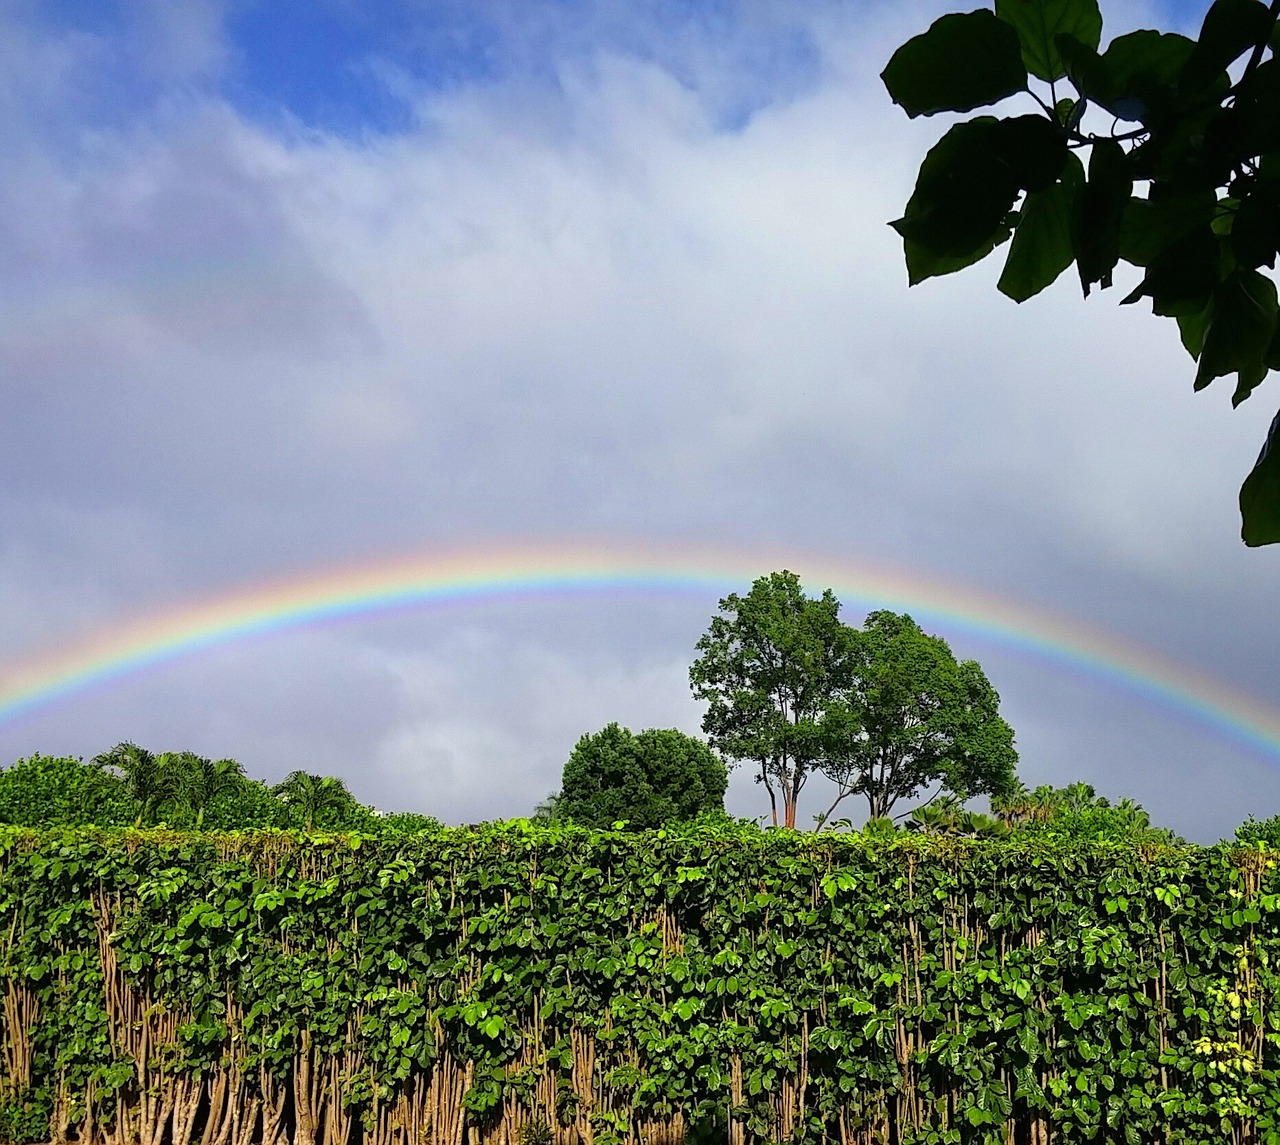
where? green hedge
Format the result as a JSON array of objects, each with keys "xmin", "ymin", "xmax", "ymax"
[{"xmin": 1, "ymin": 823, "xmax": 1277, "ymax": 1145}]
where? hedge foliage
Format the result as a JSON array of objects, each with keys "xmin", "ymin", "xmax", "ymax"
[{"xmin": 1, "ymin": 822, "xmax": 1278, "ymax": 1145}]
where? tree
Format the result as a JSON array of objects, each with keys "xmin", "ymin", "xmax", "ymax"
[
  {"xmin": 817, "ymin": 611, "xmax": 1019, "ymax": 823},
  {"xmin": 93, "ymin": 742, "xmax": 185, "ymax": 826},
  {"xmin": 0, "ymin": 754, "xmax": 134, "ymax": 827},
  {"xmin": 883, "ymin": 0, "xmax": 1280, "ymax": 544},
  {"xmin": 171, "ymin": 753, "xmax": 246, "ymax": 828},
  {"xmin": 690, "ymin": 571, "xmax": 854, "ymax": 828},
  {"xmin": 532, "ymin": 792, "xmax": 563, "ymax": 821},
  {"xmin": 557, "ymin": 723, "xmax": 728, "ymax": 829},
  {"xmin": 272, "ymin": 771, "xmax": 364, "ymax": 831}
]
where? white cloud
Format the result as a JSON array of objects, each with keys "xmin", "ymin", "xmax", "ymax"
[{"xmin": 1, "ymin": 0, "xmax": 1279, "ymax": 843}]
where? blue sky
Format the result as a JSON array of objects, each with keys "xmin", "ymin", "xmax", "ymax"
[
  {"xmin": 2, "ymin": 0, "xmax": 1279, "ymax": 839},
  {"xmin": 29, "ymin": 0, "xmax": 1206, "ymax": 138}
]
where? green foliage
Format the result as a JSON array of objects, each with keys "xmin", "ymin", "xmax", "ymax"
[
  {"xmin": 0, "ymin": 755, "xmax": 134, "ymax": 827},
  {"xmin": 884, "ymin": 0, "xmax": 1280, "ymax": 544},
  {"xmin": 558, "ymin": 724, "xmax": 728, "ymax": 829},
  {"xmin": 272, "ymin": 770, "xmax": 374, "ymax": 831},
  {"xmin": 1236, "ymin": 811, "xmax": 1280, "ymax": 846},
  {"xmin": 1, "ymin": 823, "xmax": 1279, "ymax": 1145},
  {"xmin": 996, "ymin": 780, "xmax": 1185, "ymax": 843},
  {"xmin": 820, "ymin": 610, "xmax": 1019, "ymax": 823},
  {"xmin": 692, "ymin": 576, "xmax": 1019, "ymax": 830},
  {"xmin": 908, "ymin": 795, "xmax": 1013, "ymax": 837},
  {"xmin": 6, "ymin": 744, "xmax": 425, "ymax": 835},
  {"xmin": 377, "ymin": 810, "xmax": 445, "ymax": 836},
  {"xmin": 690, "ymin": 571, "xmax": 853, "ymax": 829}
]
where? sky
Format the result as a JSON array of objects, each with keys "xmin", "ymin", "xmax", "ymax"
[{"xmin": 1, "ymin": 0, "xmax": 1277, "ymax": 842}]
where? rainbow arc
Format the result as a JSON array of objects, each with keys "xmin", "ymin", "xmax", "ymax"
[{"xmin": 0, "ymin": 540, "xmax": 1276, "ymax": 763}]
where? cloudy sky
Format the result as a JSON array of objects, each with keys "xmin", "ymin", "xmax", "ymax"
[{"xmin": 2, "ymin": 0, "xmax": 1277, "ymax": 841}]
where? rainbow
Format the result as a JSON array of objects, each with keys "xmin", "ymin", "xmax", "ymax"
[{"xmin": 1, "ymin": 539, "xmax": 1278, "ymax": 762}]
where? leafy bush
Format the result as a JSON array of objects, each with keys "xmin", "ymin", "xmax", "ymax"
[
  {"xmin": 0, "ymin": 823, "xmax": 1275, "ymax": 1145},
  {"xmin": 1236, "ymin": 813, "xmax": 1280, "ymax": 847},
  {"xmin": 557, "ymin": 724, "xmax": 728, "ymax": 828},
  {"xmin": 0, "ymin": 754, "xmax": 134, "ymax": 827}
]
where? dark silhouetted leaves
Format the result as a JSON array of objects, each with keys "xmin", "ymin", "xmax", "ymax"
[
  {"xmin": 1182, "ymin": 0, "xmax": 1274, "ymax": 92},
  {"xmin": 1241, "ymin": 410, "xmax": 1280, "ymax": 544},
  {"xmin": 1121, "ymin": 225, "xmax": 1221, "ymax": 315},
  {"xmin": 1193, "ymin": 269, "xmax": 1277, "ymax": 401},
  {"xmin": 995, "ymin": 0, "xmax": 1103, "ymax": 82},
  {"xmin": 1118, "ymin": 191, "xmax": 1216, "ymax": 266},
  {"xmin": 1231, "ymin": 181, "xmax": 1280, "ymax": 269},
  {"xmin": 1073, "ymin": 139, "xmax": 1131, "ymax": 295},
  {"xmin": 882, "ymin": 10, "xmax": 1027, "ymax": 118},
  {"xmin": 999, "ymin": 153, "xmax": 1083, "ymax": 301},
  {"xmin": 894, "ymin": 116, "xmax": 1067, "ymax": 284}
]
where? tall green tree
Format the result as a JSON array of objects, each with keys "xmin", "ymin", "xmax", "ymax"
[
  {"xmin": 557, "ymin": 723, "xmax": 729, "ymax": 829},
  {"xmin": 690, "ymin": 571, "xmax": 855, "ymax": 828},
  {"xmin": 817, "ymin": 611, "xmax": 1019, "ymax": 823},
  {"xmin": 883, "ymin": 0, "xmax": 1280, "ymax": 544}
]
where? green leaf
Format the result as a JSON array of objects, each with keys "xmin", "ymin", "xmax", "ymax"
[
  {"xmin": 1060, "ymin": 30, "xmax": 1195, "ymax": 122},
  {"xmin": 882, "ymin": 10, "xmax": 1027, "ymax": 119},
  {"xmin": 894, "ymin": 115, "xmax": 1066, "ymax": 285},
  {"xmin": 1101, "ymin": 31, "xmax": 1196, "ymax": 123},
  {"xmin": 1118, "ymin": 191, "xmax": 1217, "ymax": 267},
  {"xmin": 1177, "ymin": 303, "xmax": 1213, "ymax": 358},
  {"xmin": 995, "ymin": 0, "xmax": 1103, "ymax": 82},
  {"xmin": 999, "ymin": 152, "xmax": 1083, "ymax": 301},
  {"xmin": 1073, "ymin": 138, "xmax": 1132, "ymax": 295},
  {"xmin": 1194, "ymin": 269, "xmax": 1277, "ymax": 399},
  {"xmin": 1182, "ymin": 0, "xmax": 1274, "ymax": 93},
  {"xmin": 1231, "ymin": 183, "xmax": 1280, "ymax": 270},
  {"xmin": 1120, "ymin": 224, "xmax": 1221, "ymax": 316},
  {"xmin": 1057, "ymin": 33, "xmax": 1112, "ymax": 105},
  {"xmin": 1240, "ymin": 417, "xmax": 1280, "ymax": 540}
]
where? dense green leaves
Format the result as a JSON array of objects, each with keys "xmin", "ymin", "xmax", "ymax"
[
  {"xmin": 881, "ymin": 11, "xmax": 1027, "ymax": 118},
  {"xmin": 1, "ymin": 824, "xmax": 1279, "ymax": 1145},
  {"xmin": 820, "ymin": 611, "xmax": 1018, "ymax": 822},
  {"xmin": 691, "ymin": 575, "xmax": 1018, "ymax": 828},
  {"xmin": 556, "ymin": 724, "xmax": 728, "ymax": 828},
  {"xmin": 884, "ymin": 0, "xmax": 1280, "ymax": 544},
  {"xmin": 690, "ymin": 571, "xmax": 853, "ymax": 828}
]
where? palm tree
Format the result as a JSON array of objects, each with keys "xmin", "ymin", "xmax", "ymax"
[
  {"xmin": 93, "ymin": 742, "xmax": 182, "ymax": 827},
  {"xmin": 272, "ymin": 771, "xmax": 354, "ymax": 831},
  {"xmin": 173, "ymin": 754, "xmax": 246, "ymax": 828}
]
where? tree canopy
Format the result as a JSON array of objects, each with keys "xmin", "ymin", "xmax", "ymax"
[
  {"xmin": 883, "ymin": 0, "xmax": 1280, "ymax": 544},
  {"xmin": 691, "ymin": 572, "xmax": 1019, "ymax": 829},
  {"xmin": 820, "ymin": 610, "xmax": 1019, "ymax": 823},
  {"xmin": 556, "ymin": 723, "xmax": 729, "ymax": 829},
  {"xmin": 689, "ymin": 571, "xmax": 854, "ymax": 828}
]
